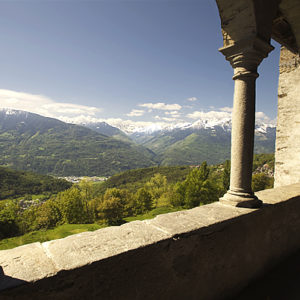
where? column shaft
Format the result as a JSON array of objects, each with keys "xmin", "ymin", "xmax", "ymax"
[
  {"xmin": 220, "ymin": 70, "xmax": 262, "ymax": 208},
  {"xmin": 218, "ymin": 38, "xmax": 274, "ymax": 207},
  {"xmin": 230, "ymin": 74, "xmax": 256, "ymax": 194}
]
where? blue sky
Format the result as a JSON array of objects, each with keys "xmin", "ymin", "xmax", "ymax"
[{"xmin": 0, "ymin": 0, "xmax": 280, "ymax": 128}]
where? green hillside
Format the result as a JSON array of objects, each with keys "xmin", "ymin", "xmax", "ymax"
[
  {"xmin": 0, "ymin": 155, "xmax": 274, "ymax": 246},
  {"xmin": 95, "ymin": 165, "xmax": 191, "ymax": 194},
  {"xmin": 85, "ymin": 121, "xmax": 134, "ymax": 143},
  {"xmin": 0, "ymin": 110, "xmax": 156, "ymax": 176},
  {"xmin": 0, "ymin": 166, "xmax": 72, "ymax": 200},
  {"xmin": 139, "ymin": 127, "xmax": 275, "ymax": 166},
  {"xmin": 158, "ymin": 132, "xmax": 230, "ymax": 165}
]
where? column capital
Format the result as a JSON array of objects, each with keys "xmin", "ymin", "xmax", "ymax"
[{"xmin": 219, "ymin": 37, "xmax": 274, "ymax": 79}]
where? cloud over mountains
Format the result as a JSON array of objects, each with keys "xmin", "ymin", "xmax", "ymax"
[
  {"xmin": 0, "ymin": 89, "xmax": 100, "ymax": 120},
  {"xmin": 139, "ymin": 102, "xmax": 182, "ymax": 111},
  {"xmin": 0, "ymin": 89, "xmax": 276, "ymax": 133}
]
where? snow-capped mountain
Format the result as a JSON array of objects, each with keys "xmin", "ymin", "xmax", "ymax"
[
  {"xmin": 0, "ymin": 108, "xmax": 158, "ymax": 176},
  {"xmin": 0, "ymin": 108, "xmax": 276, "ymax": 166},
  {"xmin": 87, "ymin": 117, "xmax": 274, "ymax": 136},
  {"xmin": 79, "ymin": 115, "xmax": 275, "ymax": 165}
]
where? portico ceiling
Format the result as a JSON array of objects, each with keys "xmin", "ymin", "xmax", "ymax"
[{"xmin": 216, "ymin": 0, "xmax": 300, "ymax": 54}]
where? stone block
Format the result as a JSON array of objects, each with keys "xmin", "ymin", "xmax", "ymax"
[
  {"xmin": 0, "ymin": 243, "xmax": 57, "ymax": 290},
  {"xmin": 43, "ymin": 220, "xmax": 170, "ymax": 271}
]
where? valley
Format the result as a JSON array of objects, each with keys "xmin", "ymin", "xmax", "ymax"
[
  {"xmin": 0, "ymin": 154, "xmax": 274, "ymax": 249},
  {"xmin": 0, "ymin": 109, "xmax": 276, "ymax": 176},
  {"xmin": 0, "ymin": 108, "xmax": 275, "ymax": 249}
]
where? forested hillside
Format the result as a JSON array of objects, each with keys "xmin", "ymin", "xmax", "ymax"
[
  {"xmin": 0, "ymin": 155, "xmax": 274, "ymax": 245},
  {"xmin": 0, "ymin": 166, "xmax": 72, "ymax": 200},
  {"xmin": 95, "ymin": 166, "xmax": 191, "ymax": 194}
]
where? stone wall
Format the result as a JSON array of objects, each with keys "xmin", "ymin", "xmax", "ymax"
[
  {"xmin": 275, "ymin": 47, "xmax": 300, "ymax": 187},
  {"xmin": 1, "ymin": 183, "xmax": 300, "ymax": 300}
]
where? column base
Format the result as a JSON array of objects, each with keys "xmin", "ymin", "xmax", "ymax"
[{"xmin": 220, "ymin": 190, "xmax": 262, "ymax": 208}]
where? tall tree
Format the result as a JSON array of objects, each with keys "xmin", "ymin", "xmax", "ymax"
[
  {"xmin": 135, "ymin": 188, "xmax": 153, "ymax": 213},
  {"xmin": 57, "ymin": 187, "xmax": 90, "ymax": 224},
  {"xmin": 222, "ymin": 160, "xmax": 230, "ymax": 192}
]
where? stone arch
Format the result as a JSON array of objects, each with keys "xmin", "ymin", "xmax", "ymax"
[{"xmin": 216, "ymin": 0, "xmax": 280, "ymax": 47}]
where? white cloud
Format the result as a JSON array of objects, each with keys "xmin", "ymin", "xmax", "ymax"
[
  {"xmin": 126, "ymin": 109, "xmax": 145, "ymax": 117},
  {"xmin": 255, "ymin": 111, "xmax": 276, "ymax": 125},
  {"xmin": 220, "ymin": 106, "xmax": 233, "ymax": 113},
  {"xmin": 0, "ymin": 89, "xmax": 101, "ymax": 119},
  {"xmin": 187, "ymin": 110, "xmax": 231, "ymax": 120},
  {"xmin": 256, "ymin": 111, "xmax": 269, "ymax": 120},
  {"xmin": 162, "ymin": 117, "xmax": 178, "ymax": 122},
  {"xmin": 187, "ymin": 97, "xmax": 197, "ymax": 102},
  {"xmin": 165, "ymin": 111, "xmax": 179, "ymax": 115},
  {"xmin": 139, "ymin": 102, "xmax": 182, "ymax": 111},
  {"xmin": 165, "ymin": 111, "xmax": 180, "ymax": 118}
]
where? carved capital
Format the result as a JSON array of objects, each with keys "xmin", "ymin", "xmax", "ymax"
[{"xmin": 219, "ymin": 37, "xmax": 274, "ymax": 79}]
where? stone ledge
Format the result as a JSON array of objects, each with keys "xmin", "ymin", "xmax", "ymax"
[{"xmin": 0, "ymin": 183, "xmax": 300, "ymax": 299}]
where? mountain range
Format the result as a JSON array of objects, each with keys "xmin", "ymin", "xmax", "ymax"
[
  {"xmin": 0, "ymin": 109, "xmax": 156, "ymax": 176},
  {"xmin": 83, "ymin": 117, "xmax": 276, "ymax": 166},
  {"xmin": 0, "ymin": 109, "xmax": 276, "ymax": 176}
]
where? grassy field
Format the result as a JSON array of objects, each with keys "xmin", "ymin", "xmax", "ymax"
[
  {"xmin": 0, "ymin": 223, "xmax": 104, "ymax": 250},
  {"xmin": 0, "ymin": 206, "xmax": 182, "ymax": 250},
  {"xmin": 124, "ymin": 206, "xmax": 185, "ymax": 222}
]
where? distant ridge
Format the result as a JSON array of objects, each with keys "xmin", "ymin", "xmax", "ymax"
[
  {"xmin": 82, "ymin": 115, "xmax": 275, "ymax": 135},
  {"xmin": 82, "ymin": 117, "xmax": 276, "ymax": 165},
  {"xmin": 0, "ymin": 109, "xmax": 156, "ymax": 176},
  {"xmin": 0, "ymin": 108, "xmax": 275, "ymax": 171}
]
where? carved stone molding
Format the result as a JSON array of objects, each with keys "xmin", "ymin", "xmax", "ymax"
[{"xmin": 219, "ymin": 37, "xmax": 274, "ymax": 77}]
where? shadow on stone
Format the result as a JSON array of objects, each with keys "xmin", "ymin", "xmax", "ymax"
[
  {"xmin": 0, "ymin": 266, "xmax": 27, "ymax": 291},
  {"xmin": 230, "ymin": 248, "xmax": 300, "ymax": 300}
]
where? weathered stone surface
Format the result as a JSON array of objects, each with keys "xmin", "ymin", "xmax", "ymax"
[
  {"xmin": 256, "ymin": 182, "xmax": 300, "ymax": 204},
  {"xmin": 0, "ymin": 243, "xmax": 57, "ymax": 290},
  {"xmin": 146, "ymin": 202, "xmax": 253, "ymax": 236},
  {"xmin": 275, "ymin": 47, "xmax": 300, "ymax": 187},
  {"xmin": 145, "ymin": 209, "xmax": 208, "ymax": 236},
  {"xmin": 43, "ymin": 220, "xmax": 170, "ymax": 271}
]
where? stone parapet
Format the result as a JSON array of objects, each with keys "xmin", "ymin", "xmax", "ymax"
[{"xmin": 1, "ymin": 183, "xmax": 300, "ymax": 299}]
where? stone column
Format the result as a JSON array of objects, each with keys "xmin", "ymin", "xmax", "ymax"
[{"xmin": 219, "ymin": 38, "xmax": 274, "ymax": 208}]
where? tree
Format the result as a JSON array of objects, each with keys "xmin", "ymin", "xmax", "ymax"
[
  {"xmin": 35, "ymin": 199, "xmax": 62, "ymax": 229},
  {"xmin": 198, "ymin": 161, "xmax": 209, "ymax": 181},
  {"xmin": 97, "ymin": 188, "xmax": 127, "ymax": 225},
  {"xmin": 135, "ymin": 188, "xmax": 153, "ymax": 214},
  {"xmin": 145, "ymin": 174, "xmax": 168, "ymax": 206},
  {"xmin": 252, "ymin": 173, "xmax": 274, "ymax": 192},
  {"xmin": 57, "ymin": 187, "xmax": 90, "ymax": 224},
  {"xmin": 78, "ymin": 179, "xmax": 95, "ymax": 222},
  {"xmin": 222, "ymin": 160, "xmax": 230, "ymax": 192},
  {"xmin": 170, "ymin": 182, "xmax": 186, "ymax": 207},
  {"xmin": 0, "ymin": 201, "xmax": 20, "ymax": 239},
  {"xmin": 78, "ymin": 179, "xmax": 93, "ymax": 202},
  {"xmin": 178, "ymin": 162, "xmax": 218, "ymax": 208}
]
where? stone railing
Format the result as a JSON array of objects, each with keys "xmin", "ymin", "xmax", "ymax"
[{"xmin": 1, "ymin": 183, "xmax": 300, "ymax": 299}]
